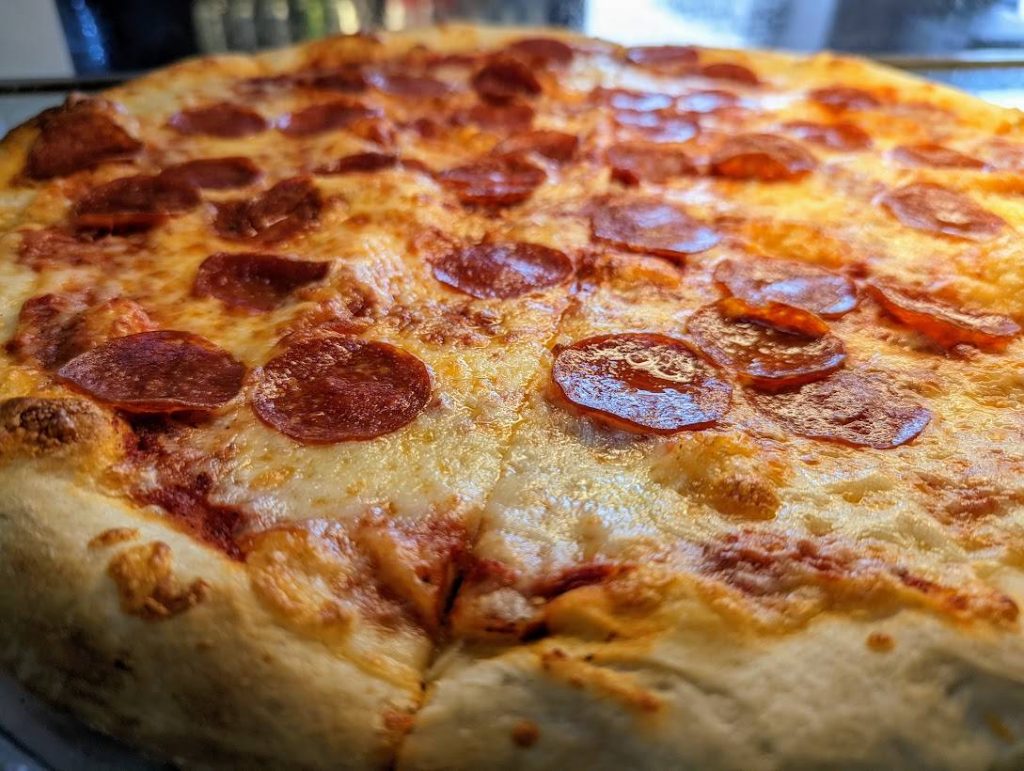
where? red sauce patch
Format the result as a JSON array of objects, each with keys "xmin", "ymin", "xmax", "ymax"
[
  {"xmin": 890, "ymin": 143, "xmax": 985, "ymax": 169},
  {"xmin": 472, "ymin": 57, "xmax": 541, "ymax": 104},
  {"xmin": 72, "ymin": 173, "xmax": 200, "ymax": 233},
  {"xmin": 687, "ymin": 299, "xmax": 845, "ymax": 391},
  {"xmin": 867, "ymin": 280, "xmax": 1019, "ymax": 351},
  {"xmin": 782, "ymin": 121, "xmax": 872, "ymax": 152},
  {"xmin": 492, "ymin": 130, "xmax": 578, "ymax": 163},
  {"xmin": 552, "ymin": 333, "xmax": 731, "ymax": 435},
  {"xmin": 214, "ymin": 177, "xmax": 322, "ymax": 244},
  {"xmin": 606, "ymin": 142, "xmax": 697, "ymax": 184},
  {"xmin": 277, "ymin": 98, "xmax": 380, "ymax": 137},
  {"xmin": 809, "ymin": 86, "xmax": 881, "ymax": 112},
  {"xmin": 879, "ymin": 182, "xmax": 1005, "ymax": 240},
  {"xmin": 713, "ymin": 257, "xmax": 858, "ymax": 318},
  {"xmin": 57, "ymin": 330, "xmax": 246, "ymax": 413},
  {"xmin": 431, "ymin": 242, "xmax": 572, "ymax": 299},
  {"xmin": 25, "ymin": 98, "xmax": 142, "ymax": 180},
  {"xmin": 748, "ymin": 370, "xmax": 931, "ymax": 449},
  {"xmin": 168, "ymin": 102, "xmax": 267, "ymax": 138},
  {"xmin": 194, "ymin": 252, "xmax": 330, "ymax": 312},
  {"xmin": 591, "ymin": 198, "xmax": 720, "ymax": 261},
  {"xmin": 438, "ymin": 156, "xmax": 546, "ymax": 207},
  {"xmin": 251, "ymin": 335, "xmax": 431, "ymax": 444},
  {"xmin": 710, "ymin": 133, "xmax": 816, "ymax": 181},
  {"xmin": 531, "ymin": 563, "xmax": 625, "ymax": 598},
  {"xmin": 159, "ymin": 156, "xmax": 261, "ymax": 189}
]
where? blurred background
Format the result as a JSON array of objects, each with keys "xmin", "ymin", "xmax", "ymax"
[{"xmin": 3, "ymin": 0, "xmax": 1024, "ymax": 134}]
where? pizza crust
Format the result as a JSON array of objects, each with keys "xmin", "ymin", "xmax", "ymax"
[{"xmin": 0, "ymin": 444, "xmax": 419, "ymax": 769}]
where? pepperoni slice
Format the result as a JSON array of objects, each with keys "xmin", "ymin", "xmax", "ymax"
[
  {"xmin": 25, "ymin": 98, "xmax": 142, "ymax": 180},
  {"xmin": 748, "ymin": 371, "xmax": 931, "ymax": 449},
  {"xmin": 492, "ymin": 130, "xmax": 578, "ymax": 163},
  {"xmin": 890, "ymin": 143, "xmax": 984, "ymax": 169},
  {"xmin": 592, "ymin": 198, "xmax": 720, "ymax": 261},
  {"xmin": 242, "ymin": 65, "xmax": 368, "ymax": 94},
  {"xmin": 252, "ymin": 336, "xmax": 431, "ymax": 443},
  {"xmin": 57, "ymin": 331, "xmax": 245, "ymax": 413},
  {"xmin": 505, "ymin": 37, "xmax": 574, "ymax": 66},
  {"xmin": 713, "ymin": 258, "xmax": 858, "ymax": 318},
  {"xmin": 676, "ymin": 89, "xmax": 739, "ymax": 113},
  {"xmin": 471, "ymin": 57, "xmax": 541, "ymax": 104},
  {"xmin": 867, "ymin": 280, "xmax": 1019, "ymax": 351},
  {"xmin": 686, "ymin": 299, "xmax": 845, "ymax": 391},
  {"xmin": 214, "ymin": 177, "xmax": 322, "ymax": 244},
  {"xmin": 314, "ymin": 152, "xmax": 399, "ymax": 175},
  {"xmin": 710, "ymin": 133, "xmax": 816, "ymax": 181},
  {"xmin": 613, "ymin": 109, "xmax": 699, "ymax": 143},
  {"xmin": 438, "ymin": 156, "xmax": 545, "ymax": 206},
  {"xmin": 592, "ymin": 87, "xmax": 674, "ymax": 112},
  {"xmin": 700, "ymin": 62, "xmax": 759, "ymax": 85},
  {"xmin": 782, "ymin": 121, "xmax": 871, "ymax": 152},
  {"xmin": 369, "ymin": 72, "xmax": 452, "ymax": 98},
  {"xmin": 606, "ymin": 142, "xmax": 697, "ymax": 185},
  {"xmin": 879, "ymin": 182, "xmax": 1004, "ymax": 240},
  {"xmin": 72, "ymin": 174, "xmax": 200, "ymax": 232},
  {"xmin": 431, "ymin": 242, "xmax": 572, "ymax": 299},
  {"xmin": 159, "ymin": 156, "xmax": 261, "ymax": 189},
  {"xmin": 552, "ymin": 333, "xmax": 731, "ymax": 435},
  {"xmin": 809, "ymin": 86, "xmax": 881, "ymax": 112},
  {"xmin": 194, "ymin": 252, "xmax": 330, "ymax": 312},
  {"xmin": 451, "ymin": 102, "xmax": 535, "ymax": 131},
  {"xmin": 278, "ymin": 99, "xmax": 380, "ymax": 137},
  {"xmin": 625, "ymin": 45, "xmax": 699, "ymax": 70},
  {"xmin": 168, "ymin": 102, "xmax": 267, "ymax": 138}
]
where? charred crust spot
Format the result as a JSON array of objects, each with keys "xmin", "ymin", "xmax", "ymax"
[
  {"xmin": 511, "ymin": 719, "xmax": 541, "ymax": 747},
  {"xmin": 106, "ymin": 541, "xmax": 209, "ymax": 620},
  {"xmin": 88, "ymin": 527, "xmax": 140, "ymax": 549},
  {"xmin": 866, "ymin": 631, "xmax": 895, "ymax": 652},
  {"xmin": 0, "ymin": 397, "xmax": 115, "ymax": 457}
]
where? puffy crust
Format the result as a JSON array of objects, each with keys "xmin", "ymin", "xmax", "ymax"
[
  {"xmin": 0, "ymin": 463, "xmax": 420, "ymax": 769},
  {"xmin": 403, "ymin": 603, "xmax": 1024, "ymax": 770}
]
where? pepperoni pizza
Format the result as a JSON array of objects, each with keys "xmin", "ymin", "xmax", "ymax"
[{"xmin": 2, "ymin": 24, "xmax": 1024, "ymax": 770}]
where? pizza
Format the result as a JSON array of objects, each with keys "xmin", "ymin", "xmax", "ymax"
[{"xmin": 2, "ymin": 22, "xmax": 1024, "ymax": 769}]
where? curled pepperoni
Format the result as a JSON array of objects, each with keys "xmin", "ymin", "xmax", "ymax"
[
  {"xmin": 57, "ymin": 331, "xmax": 245, "ymax": 413},
  {"xmin": 25, "ymin": 98, "xmax": 142, "ymax": 180},
  {"xmin": 472, "ymin": 57, "xmax": 541, "ymax": 104},
  {"xmin": 214, "ymin": 177, "xmax": 322, "ymax": 245},
  {"xmin": 160, "ymin": 156, "xmax": 261, "ymax": 189},
  {"xmin": 687, "ymin": 299, "xmax": 845, "ymax": 391},
  {"xmin": 867, "ymin": 280, "xmax": 1019, "ymax": 351},
  {"xmin": 168, "ymin": 102, "xmax": 267, "ymax": 138},
  {"xmin": 194, "ymin": 252, "xmax": 330, "ymax": 312},
  {"xmin": 676, "ymin": 89, "xmax": 739, "ymax": 113},
  {"xmin": 592, "ymin": 87, "xmax": 674, "ymax": 112},
  {"xmin": 710, "ymin": 133, "xmax": 816, "ymax": 181},
  {"xmin": 890, "ymin": 143, "xmax": 984, "ymax": 169},
  {"xmin": 782, "ymin": 121, "xmax": 871, "ymax": 152},
  {"xmin": 592, "ymin": 198, "xmax": 720, "ymax": 261},
  {"xmin": 552, "ymin": 333, "xmax": 731, "ymax": 435},
  {"xmin": 879, "ymin": 182, "xmax": 1004, "ymax": 240},
  {"xmin": 625, "ymin": 45, "xmax": 698, "ymax": 70},
  {"xmin": 505, "ymin": 37, "xmax": 574, "ymax": 66},
  {"xmin": 369, "ymin": 72, "xmax": 452, "ymax": 98},
  {"xmin": 809, "ymin": 86, "xmax": 880, "ymax": 112},
  {"xmin": 277, "ymin": 99, "xmax": 380, "ymax": 137},
  {"xmin": 315, "ymin": 152, "xmax": 399, "ymax": 175},
  {"xmin": 713, "ymin": 258, "xmax": 857, "ymax": 318},
  {"xmin": 451, "ymin": 102, "xmax": 535, "ymax": 131},
  {"xmin": 613, "ymin": 109, "xmax": 699, "ymax": 143},
  {"xmin": 606, "ymin": 142, "xmax": 697, "ymax": 184},
  {"xmin": 438, "ymin": 156, "xmax": 545, "ymax": 206},
  {"xmin": 72, "ymin": 174, "xmax": 200, "ymax": 232},
  {"xmin": 748, "ymin": 371, "xmax": 931, "ymax": 449},
  {"xmin": 492, "ymin": 130, "xmax": 578, "ymax": 163},
  {"xmin": 252, "ymin": 336, "xmax": 431, "ymax": 443},
  {"xmin": 701, "ymin": 62, "xmax": 758, "ymax": 85},
  {"xmin": 431, "ymin": 242, "xmax": 572, "ymax": 299}
]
